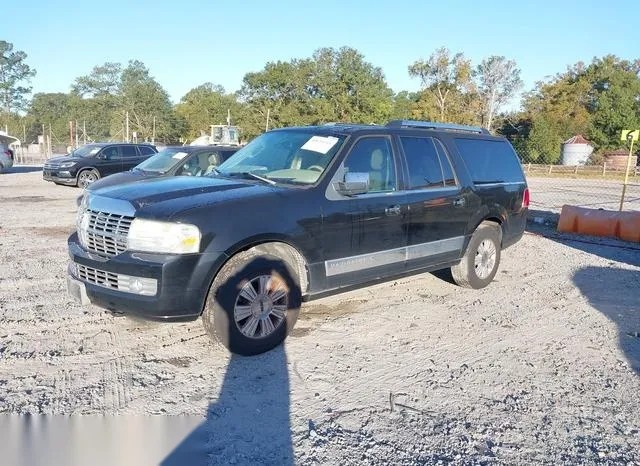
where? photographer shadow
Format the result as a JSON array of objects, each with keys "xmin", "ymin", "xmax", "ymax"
[{"xmin": 161, "ymin": 257, "xmax": 297, "ymax": 465}]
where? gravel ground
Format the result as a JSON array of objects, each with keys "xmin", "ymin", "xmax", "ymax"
[{"xmin": 1, "ymin": 168, "xmax": 639, "ymax": 465}]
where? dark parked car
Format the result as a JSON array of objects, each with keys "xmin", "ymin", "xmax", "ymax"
[
  {"xmin": 80, "ymin": 145, "xmax": 238, "ymax": 196},
  {"xmin": 67, "ymin": 120, "xmax": 529, "ymax": 356},
  {"xmin": 43, "ymin": 143, "xmax": 157, "ymax": 188}
]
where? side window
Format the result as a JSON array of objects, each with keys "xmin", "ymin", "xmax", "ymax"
[
  {"xmin": 177, "ymin": 154, "xmax": 199, "ymax": 176},
  {"xmin": 138, "ymin": 146, "xmax": 155, "ymax": 156},
  {"xmin": 399, "ymin": 137, "xmax": 445, "ymax": 189},
  {"xmin": 197, "ymin": 151, "xmax": 222, "ymax": 176},
  {"xmin": 120, "ymin": 145, "xmax": 138, "ymax": 158},
  {"xmin": 100, "ymin": 146, "xmax": 120, "ymax": 159},
  {"xmin": 454, "ymin": 138, "xmax": 525, "ymax": 184},
  {"xmin": 343, "ymin": 137, "xmax": 396, "ymax": 193},
  {"xmin": 433, "ymin": 139, "xmax": 457, "ymax": 187}
]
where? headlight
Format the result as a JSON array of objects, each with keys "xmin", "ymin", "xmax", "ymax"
[
  {"xmin": 60, "ymin": 161, "xmax": 77, "ymax": 168},
  {"xmin": 128, "ymin": 219, "xmax": 201, "ymax": 254}
]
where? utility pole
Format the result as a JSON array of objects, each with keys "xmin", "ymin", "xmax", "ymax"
[
  {"xmin": 83, "ymin": 121, "xmax": 87, "ymax": 144},
  {"xmin": 265, "ymin": 108, "xmax": 270, "ymax": 132},
  {"xmin": 125, "ymin": 111, "xmax": 130, "ymax": 142},
  {"xmin": 69, "ymin": 120, "xmax": 73, "ymax": 148},
  {"xmin": 152, "ymin": 116, "xmax": 156, "ymax": 145},
  {"xmin": 75, "ymin": 120, "xmax": 79, "ymax": 147},
  {"xmin": 48, "ymin": 123, "xmax": 52, "ymax": 157}
]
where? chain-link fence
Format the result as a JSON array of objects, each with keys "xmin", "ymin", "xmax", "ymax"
[{"xmin": 514, "ymin": 147, "xmax": 640, "ymax": 214}]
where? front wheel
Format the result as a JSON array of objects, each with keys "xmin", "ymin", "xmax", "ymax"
[
  {"xmin": 451, "ymin": 222, "xmax": 502, "ymax": 289},
  {"xmin": 77, "ymin": 169, "xmax": 99, "ymax": 188},
  {"xmin": 202, "ymin": 249, "xmax": 301, "ymax": 356}
]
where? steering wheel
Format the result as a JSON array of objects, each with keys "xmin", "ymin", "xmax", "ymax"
[{"xmin": 308, "ymin": 165, "xmax": 324, "ymax": 172}]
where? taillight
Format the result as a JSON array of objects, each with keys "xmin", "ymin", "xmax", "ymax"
[{"xmin": 522, "ymin": 188, "xmax": 530, "ymax": 209}]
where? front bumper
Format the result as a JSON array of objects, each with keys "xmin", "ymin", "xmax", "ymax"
[
  {"xmin": 43, "ymin": 169, "xmax": 77, "ymax": 185},
  {"xmin": 67, "ymin": 232, "xmax": 228, "ymax": 321}
]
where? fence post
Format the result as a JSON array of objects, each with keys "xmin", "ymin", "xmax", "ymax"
[
  {"xmin": 528, "ymin": 163, "xmax": 531, "ymax": 173},
  {"xmin": 548, "ymin": 164, "xmax": 553, "ymax": 174},
  {"xmin": 574, "ymin": 166, "xmax": 578, "ymax": 174},
  {"xmin": 602, "ymin": 162, "xmax": 606, "ymax": 177}
]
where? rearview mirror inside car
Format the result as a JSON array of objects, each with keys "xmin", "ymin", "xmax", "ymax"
[{"xmin": 336, "ymin": 172, "xmax": 369, "ymax": 196}]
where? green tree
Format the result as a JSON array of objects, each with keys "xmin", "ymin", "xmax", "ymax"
[
  {"xmin": 475, "ymin": 56, "xmax": 523, "ymax": 130},
  {"xmin": 72, "ymin": 60, "xmax": 180, "ymax": 143},
  {"xmin": 0, "ymin": 40, "xmax": 36, "ymax": 113},
  {"xmin": 584, "ymin": 55, "xmax": 640, "ymax": 149},
  {"xmin": 239, "ymin": 46, "xmax": 394, "ymax": 136},
  {"xmin": 525, "ymin": 116, "xmax": 563, "ymax": 163},
  {"xmin": 176, "ymin": 83, "xmax": 245, "ymax": 139},
  {"xmin": 408, "ymin": 47, "xmax": 473, "ymax": 122}
]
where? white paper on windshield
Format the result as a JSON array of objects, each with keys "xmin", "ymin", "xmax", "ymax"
[
  {"xmin": 171, "ymin": 151, "xmax": 188, "ymax": 160},
  {"xmin": 89, "ymin": 148, "xmax": 100, "ymax": 155},
  {"xmin": 301, "ymin": 136, "xmax": 339, "ymax": 154}
]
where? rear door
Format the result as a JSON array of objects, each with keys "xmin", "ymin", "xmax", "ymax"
[
  {"xmin": 120, "ymin": 145, "xmax": 141, "ymax": 170},
  {"xmin": 322, "ymin": 135, "xmax": 408, "ymax": 288},
  {"xmin": 397, "ymin": 135, "xmax": 473, "ymax": 270},
  {"xmin": 96, "ymin": 145, "xmax": 123, "ymax": 176}
]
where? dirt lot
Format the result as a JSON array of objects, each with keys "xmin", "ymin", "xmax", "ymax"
[{"xmin": 1, "ymin": 168, "xmax": 639, "ymax": 465}]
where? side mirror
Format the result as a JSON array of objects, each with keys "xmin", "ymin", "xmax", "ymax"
[
  {"xmin": 336, "ymin": 172, "xmax": 369, "ymax": 196},
  {"xmin": 96, "ymin": 153, "xmax": 107, "ymax": 160}
]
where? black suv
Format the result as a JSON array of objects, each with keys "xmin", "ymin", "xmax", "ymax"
[
  {"xmin": 43, "ymin": 143, "xmax": 157, "ymax": 188},
  {"xmin": 67, "ymin": 120, "xmax": 529, "ymax": 355}
]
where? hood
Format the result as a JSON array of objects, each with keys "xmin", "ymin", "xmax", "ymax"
[
  {"xmin": 45, "ymin": 155, "xmax": 84, "ymax": 164},
  {"xmin": 87, "ymin": 170, "xmax": 149, "ymax": 191},
  {"xmin": 91, "ymin": 175, "xmax": 278, "ymax": 219}
]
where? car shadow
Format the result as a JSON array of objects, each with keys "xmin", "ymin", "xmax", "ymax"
[
  {"xmin": 161, "ymin": 257, "xmax": 297, "ymax": 466},
  {"xmin": 573, "ymin": 266, "xmax": 640, "ymax": 374},
  {"xmin": 1, "ymin": 165, "xmax": 42, "ymax": 174}
]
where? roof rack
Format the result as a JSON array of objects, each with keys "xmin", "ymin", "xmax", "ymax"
[{"xmin": 385, "ymin": 120, "xmax": 489, "ymax": 135}]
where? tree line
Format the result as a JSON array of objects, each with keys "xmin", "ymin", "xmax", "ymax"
[{"xmin": 1, "ymin": 39, "xmax": 639, "ymax": 162}]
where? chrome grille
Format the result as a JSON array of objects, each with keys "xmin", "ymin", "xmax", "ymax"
[
  {"xmin": 83, "ymin": 209, "xmax": 133, "ymax": 257},
  {"xmin": 77, "ymin": 264, "xmax": 118, "ymax": 290}
]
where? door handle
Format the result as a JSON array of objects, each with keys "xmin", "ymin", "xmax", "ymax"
[
  {"xmin": 385, "ymin": 205, "xmax": 402, "ymax": 216},
  {"xmin": 453, "ymin": 198, "xmax": 466, "ymax": 207}
]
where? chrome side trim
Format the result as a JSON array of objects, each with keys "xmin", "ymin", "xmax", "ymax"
[
  {"xmin": 474, "ymin": 181, "xmax": 526, "ymax": 187},
  {"xmin": 324, "ymin": 235, "xmax": 464, "ymax": 277},
  {"xmin": 325, "ymin": 247, "xmax": 405, "ymax": 277},
  {"xmin": 405, "ymin": 236, "xmax": 464, "ymax": 261}
]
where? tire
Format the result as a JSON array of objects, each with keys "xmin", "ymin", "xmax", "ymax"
[
  {"xmin": 451, "ymin": 221, "xmax": 502, "ymax": 289},
  {"xmin": 202, "ymin": 249, "xmax": 301, "ymax": 356},
  {"xmin": 77, "ymin": 169, "xmax": 100, "ymax": 188}
]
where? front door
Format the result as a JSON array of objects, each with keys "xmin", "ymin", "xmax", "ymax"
[
  {"xmin": 322, "ymin": 136, "xmax": 408, "ymax": 289},
  {"xmin": 397, "ymin": 135, "xmax": 472, "ymax": 270},
  {"xmin": 96, "ymin": 146, "xmax": 123, "ymax": 176}
]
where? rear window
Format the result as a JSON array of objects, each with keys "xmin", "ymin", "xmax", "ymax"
[
  {"xmin": 455, "ymin": 138, "xmax": 524, "ymax": 184},
  {"xmin": 138, "ymin": 146, "xmax": 156, "ymax": 156}
]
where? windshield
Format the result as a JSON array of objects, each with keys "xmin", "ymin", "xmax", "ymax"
[
  {"xmin": 72, "ymin": 145, "xmax": 102, "ymax": 158},
  {"xmin": 135, "ymin": 148, "xmax": 190, "ymax": 173},
  {"xmin": 216, "ymin": 130, "xmax": 346, "ymax": 185}
]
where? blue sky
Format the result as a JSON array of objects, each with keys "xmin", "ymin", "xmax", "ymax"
[{"xmin": 4, "ymin": 0, "xmax": 637, "ymax": 110}]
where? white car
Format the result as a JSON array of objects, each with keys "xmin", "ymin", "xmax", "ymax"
[
  {"xmin": 0, "ymin": 142, "xmax": 15, "ymax": 173},
  {"xmin": 0, "ymin": 132, "xmax": 19, "ymax": 173}
]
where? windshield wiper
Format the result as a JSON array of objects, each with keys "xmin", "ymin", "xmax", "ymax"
[{"xmin": 226, "ymin": 171, "xmax": 277, "ymax": 185}]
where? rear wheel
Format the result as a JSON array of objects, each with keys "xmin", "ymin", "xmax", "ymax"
[
  {"xmin": 202, "ymin": 249, "xmax": 301, "ymax": 356},
  {"xmin": 77, "ymin": 169, "xmax": 99, "ymax": 188},
  {"xmin": 451, "ymin": 222, "xmax": 502, "ymax": 289}
]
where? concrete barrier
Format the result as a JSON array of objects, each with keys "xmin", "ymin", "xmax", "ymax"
[{"xmin": 557, "ymin": 205, "xmax": 640, "ymax": 242}]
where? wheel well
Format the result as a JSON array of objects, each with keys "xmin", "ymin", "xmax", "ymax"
[
  {"xmin": 233, "ymin": 241, "xmax": 309, "ymax": 294},
  {"xmin": 479, "ymin": 218, "xmax": 504, "ymax": 241}
]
